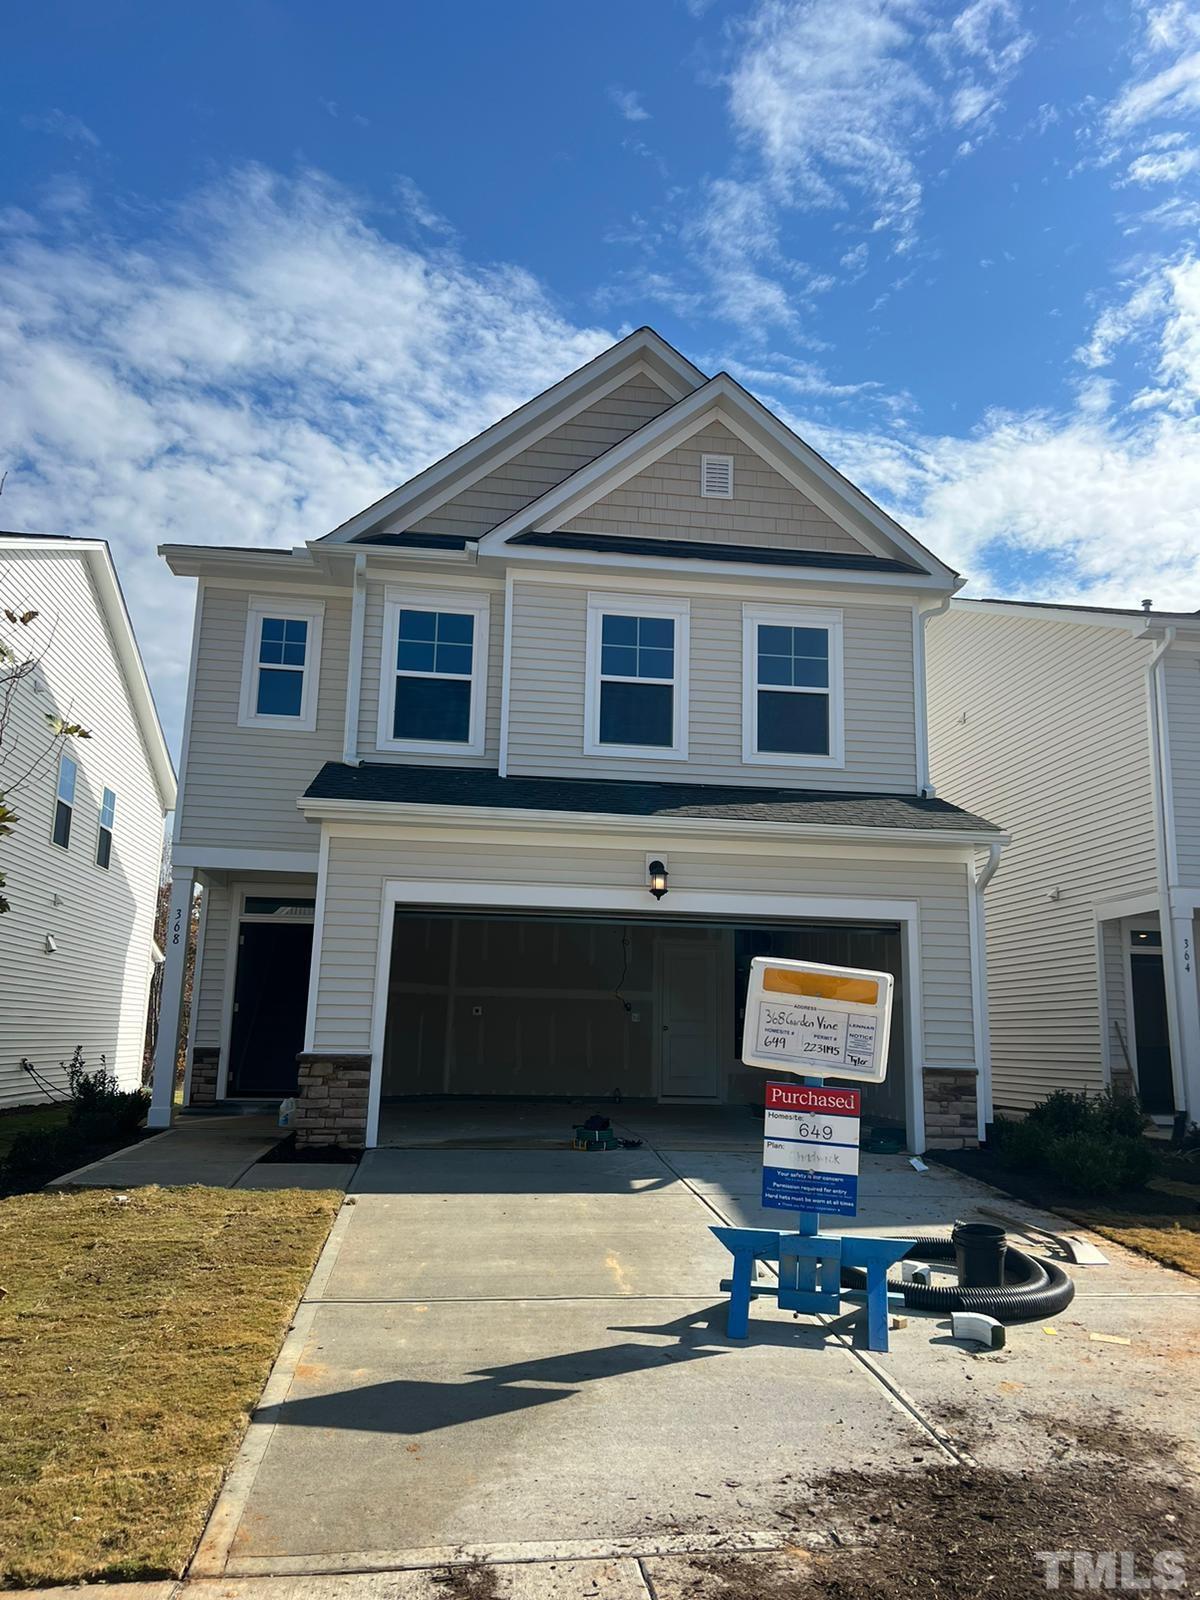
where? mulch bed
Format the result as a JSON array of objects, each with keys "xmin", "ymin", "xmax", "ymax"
[
  {"xmin": 930, "ymin": 1145, "xmax": 1199, "ymax": 1217},
  {"xmin": 255, "ymin": 1130, "xmax": 363, "ymax": 1164}
]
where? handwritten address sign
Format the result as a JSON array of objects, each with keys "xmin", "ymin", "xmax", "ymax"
[{"xmin": 740, "ymin": 956, "xmax": 894, "ymax": 1085}]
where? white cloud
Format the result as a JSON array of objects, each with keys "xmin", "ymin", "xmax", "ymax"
[
  {"xmin": 1125, "ymin": 143, "xmax": 1200, "ymax": 182},
  {"xmin": 608, "ymin": 86, "xmax": 650, "ymax": 123},
  {"xmin": 0, "ymin": 167, "xmax": 611, "ymax": 750},
  {"xmin": 1109, "ymin": 47, "xmax": 1200, "ymax": 131},
  {"xmin": 20, "ymin": 109, "xmax": 100, "ymax": 147}
]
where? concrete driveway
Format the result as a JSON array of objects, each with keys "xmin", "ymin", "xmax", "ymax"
[{"xmin": 194, "ymin": 1134, "xmax": 1200, "ymax": 1590}]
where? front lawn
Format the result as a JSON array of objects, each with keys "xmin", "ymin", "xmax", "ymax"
[{"xmin": 0, "ymin": 1185, "xmax": 340, "ymax": 1587}]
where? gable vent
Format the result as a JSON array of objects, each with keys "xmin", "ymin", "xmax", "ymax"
[{"xmin": 700, "ymin": 453, "xmax": 734, "ymax": 499}]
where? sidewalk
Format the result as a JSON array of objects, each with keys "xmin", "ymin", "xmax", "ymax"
[{"xmin": 51, "ymin": 1112, "xmax": 287, "ymax": 1189}]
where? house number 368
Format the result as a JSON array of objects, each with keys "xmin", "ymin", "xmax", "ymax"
[{"xmin": 171, "ymin": 904, "xmax": 185, "ymax": 946}]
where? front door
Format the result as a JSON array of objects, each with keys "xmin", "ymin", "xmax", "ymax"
[
  {"xmin": 227, "ymin": 922, "xmax": 313, "ymax": 1096},
  {"xmin": 1130, "ymin": 951, "xmax": 1175, "ymax": 1115},
  {"xmin": 658, "ymin": 940, "xmax": 721, "ymax": 1100}
]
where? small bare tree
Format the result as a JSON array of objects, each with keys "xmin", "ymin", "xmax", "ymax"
[{"xmin": 0, "ymin": 592, "xmax": 91, "ymax": 913}]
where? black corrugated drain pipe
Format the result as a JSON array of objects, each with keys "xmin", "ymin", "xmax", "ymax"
[{"xmin": 840, "ymin": 1234, "xmax": 1075, "ymax": 1323}]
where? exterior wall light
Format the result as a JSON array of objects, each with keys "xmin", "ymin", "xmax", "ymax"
[{"xmin": 647, "ymin": 859, "xmax": 669, "ymax": 900}]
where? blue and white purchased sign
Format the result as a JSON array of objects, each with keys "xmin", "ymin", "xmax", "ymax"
[{"xmin": 761, "ymin": 1081, "xmax": 862, "ymax": 1217}]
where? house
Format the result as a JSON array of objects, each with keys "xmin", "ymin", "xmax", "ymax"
[
  {"xmin": 149, "ymin": 328, "xmax": 1004, "ymax": 1152},
  {"xmin": 0, "ymin": 533, "xmax": 176, "ymax": 1105},
  {"xmin": 927, "ymin": 597, "xmax": 1200, "ymax": 1127}
]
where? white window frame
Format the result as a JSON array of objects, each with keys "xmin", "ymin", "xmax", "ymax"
[
  {"xmin": 51, "ymin": 750, "xmax": 78, "ymax": 851},
  {"xmin": 584, "ymin": 592, "xmax": 690, "ymax": 761},
  {"xmin": 700, "ymin": 452, "xmax": 734, "ymax": 499},
  {"xmin": 95, "ymin": 785, "xmax": 116, "ymax": 870},
  {"xmin": 238, "ymin": 596, "xmax": 325, "ymax": 732},
  {"xmin": 742, "ymin": 603, "xmax": 845, "ymax": 769},
  {"xmin": 377, "ymin": 586, "xmax": 490, "ymax": 757}
]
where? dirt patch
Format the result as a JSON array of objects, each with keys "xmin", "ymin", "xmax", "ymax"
[{"xmin": 431, "ymin": 1561, "xmax": 501, "ymax": 1600}]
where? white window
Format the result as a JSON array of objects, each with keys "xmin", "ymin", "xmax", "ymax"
[
  {"xmin": 238, "ymin": 598, "xmax": 325, "ymax": 731},
  {"xmin": 96, "ymin": 787, "xmax": 116, "ymax": 870},
  {"xmin": 378, "ymin": 588, "xmax": 490, "ymax": 756},
  {"xmin": 700, "ymin": 453, "xmax": 734, "ymax": 499},
  {"xmin": 742, "ymin": 604, "xmax": 844, "ymax": 767},
  {"xmin": 51, "ymin": 752, "xmax": 77, "ymax": 849},
  {"xmin": 584, "ymin": 594, "xmax": 689, "ymax": 760}
]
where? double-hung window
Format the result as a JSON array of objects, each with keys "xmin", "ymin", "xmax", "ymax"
[
  {"xmin": 96, "ymin": 787, "xmax": 116, "ymax": 869},
  {"xmin": 585, "ymin": 595, "xmax": 689, "ymax": 759},
  {"xmin": 239, "ymin": 598, "xmax": 324, "ymax": 731},
  {"xmin": 742, "ymin": 605, "xmax": 844, "ymax": 766},
  {"xmin": 378, "ymin": 589, "xmax": 490, "ymax": 755},
  {"xmin": 52, "ymin": 752, "xmax": 77, "ymax": 849}
]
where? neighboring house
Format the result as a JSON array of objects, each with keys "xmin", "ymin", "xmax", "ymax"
[
  {"xmin": 0, "ymin": 533, "xmax": 176, "ymax": 1105},
  {"xmin": 927, "ymin": 598, "xmax": 1200, "ymax": 1127},
  {"xmin": 150, "ymin": 328, "xmax": 1004, "ymax": 1152}
]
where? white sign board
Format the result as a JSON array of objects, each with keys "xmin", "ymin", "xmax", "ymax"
[{"xmin": 741, "ymin": 956, "xmax": 893, "ymax": 1084}]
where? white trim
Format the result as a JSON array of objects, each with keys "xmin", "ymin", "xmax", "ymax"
[
  {"xmin": 498, "ymin": 571, "xmax": 515, "ymax": 779},
  {"xmin": 740, "ymin": 603, "xmax": 845, "ymax": 769},
  {"xmin": 700, "ymin": 452, "xmax": 733, "ymax": 499},
  {"xmin": 497, "ymin": 543, "xmax": 951, "ymax": 592},
  {"xmin": 476, "ymin": 375, "xmax": 954, "ymax": 583},
  {"xmin": 486, "ymin": 565, "xmax": 940, "ymax": 605},
  {"xmin": 172, "ymin": 846, "xmax": 320, "ymax": 873},
  {"xmin": 950, "ymin": 597, "xmax": 1174, "ymax": 632},
  {"xmin": 375, "ymin": 585, "xmax": 490, "ymax": 758},
  {"xmin": 181, "ymin": 875, "xmax": 210, "ymax": 1108},
  {"xmin": 49, "ymin": 749, "xmax": 78, "ymax": 851},
  {"xmin": 320, "ymin": 334, "xmax": 703, "ymax": 543},
  {"xmin": 342, "ymin": 554, "xmax": 367, "ymax": 764},
  {"xmin": 583, "ymin": 591, "xmax": 690, "ymax": 761},
  {"xmin": 303, "ymin": 830, "xmax": 331, "ymax": 1052},
  {"xmin": 359, "ymin": 877, "xmax": 926, "ymax": 1149},
  {"xmin": 1092, "ymin": 891, "xmax": 1161, "ymax": 923},
  {"xmin": 237, "ymin": 595, "xmax": 325, "ymax": 733},
  {"xmin": 1095, "ymin": 916, "xmax": 1114, "ymax": 1087},
  {"xmin": 218, "ymin": 879, "xmax": 319, "ymax": 1100},
  {"xmin": 173, "ymin": 581, "xmax": 205, "ymax": 831}
]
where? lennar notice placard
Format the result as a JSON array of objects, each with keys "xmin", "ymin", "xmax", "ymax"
[
  {"xmin": 762, "ymin": 1081, "xmax": 861, "ymax": 1215},
  {"xmin": 741, "ymin": 956, "xmax": 893, "ymax": 1084}
]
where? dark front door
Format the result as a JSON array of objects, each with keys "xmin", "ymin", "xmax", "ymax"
[
  {"xmin": 228, "ymin": 922, "xmax": 313, "ymax": 1096},
  {"xmin": 1130, "ymin": 953, "xmax": 1175, "ymax": 1115}
]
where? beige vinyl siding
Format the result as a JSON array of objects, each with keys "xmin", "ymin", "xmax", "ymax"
[
  {"xmin": 358, "ymin": 580, "xmax": 504, "ymax": 765},
  {"xmin": 1164, "ymin": 652, "xmax": 1200, "ymax": 885},
  {"xmin": 561, "ymin": 422, "xmax": 869, "ymax": 553},
  {"xmin": 1101, "ymin": 918, "xmax": 1132, "ymax": 1077},
  {"xmin": 176, "ymin": 585, "xmax": 349, "ymax": 855},
  {"xmin": 192, "ymin": 880, "xmax": 232, "ymax": 1051},
  {"xmin": 0, "ymin": 549, "xmax": 165, "ymax": 1101},
  {"xmin": 928, "ymin": 608, "xmax": 1157, "ymax": 1111},
  {"xmin": 312, "ymin": 830, "xmax": 975, "ymax": 1072},
  {"xmin": 409, "ymin": 378, "xmax": 675, "ymax": 538},
  {"xmin": 505, "ymin": 581, "xmax": 918, "ymax": 791}
]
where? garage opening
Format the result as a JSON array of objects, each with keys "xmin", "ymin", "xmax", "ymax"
[{"xmin": 379, "ymin": 909, "xmax": 907, "ymax": 1143}]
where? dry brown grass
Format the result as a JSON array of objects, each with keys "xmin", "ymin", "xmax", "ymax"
[
  {"xmin": 0, "ymin": 1184, "xmax": 340, "ymax": 1588},
  {"xmin": 1072, "ymin": 1211, "xmax": 1200, "ymax": 1278}
]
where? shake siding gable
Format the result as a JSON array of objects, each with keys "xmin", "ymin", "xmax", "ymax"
[
  {"xmin": 409, "ymin": 378, "xmax": 676, "ymax": 538},
  {"xmin": 176, "ymin": 586, "xmax": 349, "ymax": 854},
  {"xmin": 559, "ymin": 421, "xmax": 870, "ymax": 554},
  {"xmin": 312, "ymin": 831, "xmax": 976, "ymax": 1069},
  {"xmin": 0, "ymin": 549, "xmax": 165, "ymax": 1100},
  {"xmin": 505, "ymin": 581, "xmax": 917, "ymax": 791},
  {"xmin": 927, "ymin": 607, "xmax": 1157, "ymax": 1111}
]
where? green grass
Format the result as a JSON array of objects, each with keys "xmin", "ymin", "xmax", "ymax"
[
  {"xmin": 0, "ymin": 1185, "xmax": 340, "ymax": 1588},
  {"xmin": 0, "ymin": 1103, "xmax": 70, "ymax": 1160}
]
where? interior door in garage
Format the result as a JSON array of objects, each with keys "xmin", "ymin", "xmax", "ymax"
[{"xmin": 658, "ymin": 939, "xmax": 721, "ymax": 1099}]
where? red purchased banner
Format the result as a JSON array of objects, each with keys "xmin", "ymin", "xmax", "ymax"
[{"xmin": 765, "ymin": 1081, "xmax": 861, "ymax": 1116}]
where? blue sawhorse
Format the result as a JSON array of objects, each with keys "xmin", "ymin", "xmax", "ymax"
[{"xmin": 710, "ymin": 1225, "xmax": 914, "ymax": 1352}]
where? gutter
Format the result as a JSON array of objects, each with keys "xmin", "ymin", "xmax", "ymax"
[
  {"xmin": 1144, "ymin": 626, "xmax": 1190, "ymax": 1113},
  {"xmin": 341, "ymin": 553, "xmax": 367, "ymax": 765},
  {"xmin": 969, "ymin": 839, "xmax": 1004, "ymax": 1134},
  {"xmin": 295, "ymin": 793, "xmax": 1009, "ymax": 849},
  {"xmin": 914, "ymin": 594, "xmax": 952, "ymax": 796}
]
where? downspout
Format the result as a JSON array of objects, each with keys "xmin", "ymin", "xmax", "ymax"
[
  {"xmin": 1144, "ymin": 626, "xmax": 1189, "ymax": 1112},
  {"xmin": 914, "ymin": 595, "xmax": 952, "ymax": 797},
  {"xmin": 342, "ymin": 552, "xmax": 367, "ymax": 766},
  {"xmin": 970, "ymin": 840, "xmax": 1003, "ymax": 1134}
]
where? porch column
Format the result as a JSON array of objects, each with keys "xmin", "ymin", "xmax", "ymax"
[
  {"xmin": 147, "ymin": 867, "xmax": 195, "ymax": 1129},
  {"xmin": 1168, "ymin": 908, "xmax": 1200, "ymax": 1123}
]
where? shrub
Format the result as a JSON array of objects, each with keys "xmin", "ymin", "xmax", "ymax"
[
  {"xmin": 2, "ymin": 1127, "xmax": 81, "ymax": 1184},
  {"xmin": 0, "ymin": 1048, "xmax": 149, "ymax": 1194},
  {"xmin": 1027, "ymin": 1089, "xmax": 1093, "ymax": 1139},
  {"xmin": 988, "ymin": 1087, "xmax": 1157, "ymax": 1196},
  {"xmin": 1090, "ymin": 1086, "xmax": 1148, "ymax": 1140},
  {"xmin": 1052, "ymin": 1131, "xmax": 1155, "ymax": 1195},
  {"xmin": 989, "ymin": 1115, "xmax": 1053, "ymax": 1170}
]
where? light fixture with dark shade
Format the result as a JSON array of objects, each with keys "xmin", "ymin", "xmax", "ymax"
[{"xmin": 647, "ymin": 859, "xmax": 669, "ymax": 900}]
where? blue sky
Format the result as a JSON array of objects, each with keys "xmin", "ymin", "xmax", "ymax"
[{"xmin": 5, "ymin": 0, "xmax": 1200, "ymax": 747}]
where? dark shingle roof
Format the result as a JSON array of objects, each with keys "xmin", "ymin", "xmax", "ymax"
[
  {"xmin": 356, "ymin": 531, "xmax": 473, "ymax": 550},
  {"xmin": 510, "ymin": 530, "xmax": 926, "ymax": 574},
  {"xmin": 303, "ymin": 762, "xmax": 1001, "ymax": 833}
]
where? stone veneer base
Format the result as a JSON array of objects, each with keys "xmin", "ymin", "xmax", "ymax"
[
  {"xmin": 922, "ymin": 1068, "xmax": 979, "ymax": 1150},
  {"xmin": 294, "ymin": 1052, "xmax": 372, "ymax": 1148}
]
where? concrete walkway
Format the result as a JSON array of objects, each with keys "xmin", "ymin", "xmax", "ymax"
[
  {"xmin": 188, "ymin": 1133, "xmax": 1199, "ymax": 1590},
  {"xmin": 51, "ymin": 1112, "xmax": 286, "ymax": 1189}
]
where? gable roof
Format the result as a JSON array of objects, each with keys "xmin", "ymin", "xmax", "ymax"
[
  {"xmin": 0, "ymin": 533, "xmax": 177, "ymax": 809},
  {"xmin": 476, "ymin": 371, "xmax": 956, "ymax": 585},
  {"xmin": 321, "ymin": 328, "xmax": 705, "ymax": 545}
]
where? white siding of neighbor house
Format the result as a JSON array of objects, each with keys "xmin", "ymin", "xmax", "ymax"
[
  {"xmin": 176, "ymin": 585, "xmax": 349, "ymax": 855},
  {"xmin": 0, "ymin": 548, "xmax": 165, "ymax": 1102},
  {"xmin": 357, "ymin": 580, "xmax": 505, "ymax": 765},
  {"xmin": 927, "ymin": 607, "xmax": 1157, "ymax": 1111},
  {"xmin": 1164, "ymin": 651, "xmax": 1200, "ymax": 886},
  {"xmin": 311, "ymin": 830, "xmax": 976, "ymax": 1073},
  {"xmin": 560, "ymin": 421, "xmax": 870, "ymax": 553},
  {"xmin": 409, "ymin": 378, "xmax": 677, "ymax": 537},
  {"xmin": 504, "ymin": 581, "xmax": 918, "ymax": 791}
]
